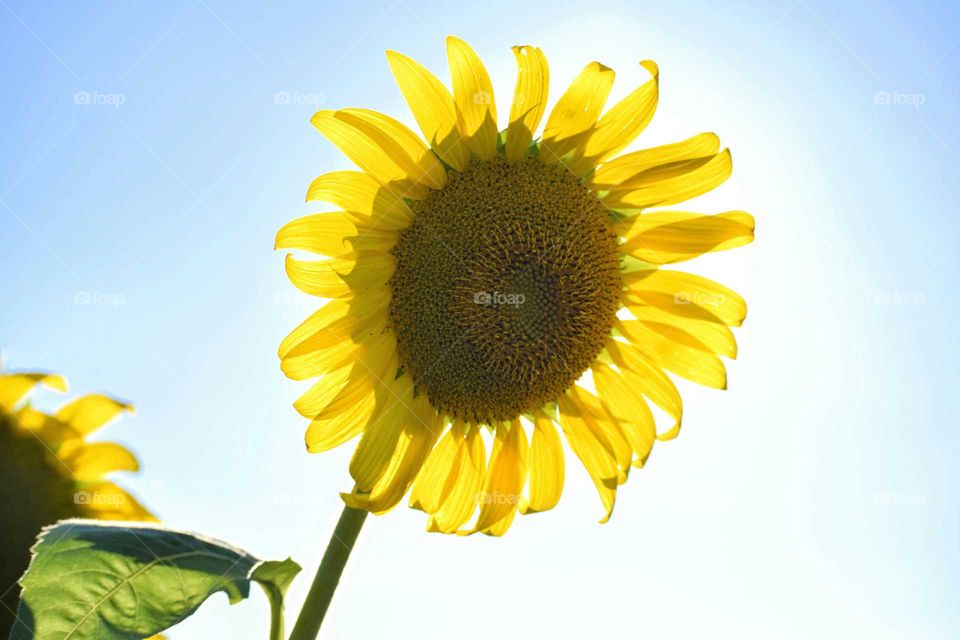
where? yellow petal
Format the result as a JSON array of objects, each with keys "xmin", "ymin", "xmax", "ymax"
[
  {"xmin": 304, "ymin": 382, "xmax": 378, "ymax": 453},
  {"xmin": 569, "ymin": 60, "xmax": 659, "ymax": 174},
  {"xmin": 59, "ymin": 441, "xmax": 139, "ymax": 480},
  {"xmin": 77, "ymin": 481, "xmax": 156, "ymax": 522},
  {"xmin": 284, "ymin": 254, "xmax": 394, "ymax": 299},
  {"xmin": 343, "ymin": 393, "xmax": 442, "ymax": 514},
  {"xmin": 505, "ymin": 45, "xmax": 549, "ymax": 163},
  {"xmin": 618, "ymin": 320, "xmax": 727, "ymax": 389},
  {"xmin": 409, "ymin": 421, "xmax": 462, "ymax": 513},
  {"xmin": 446, "ymin": 36, "xmax": 498, "ymax": 161},
  {"xmin": 386, "ymin": 50, "xmax": 468, "ymax": 170},
  {"xmin": 623, "ymin": 269, "xmax": 747, "ymax": 327},
  {"xmin": 588, "ymin": 132, "xmax": 721, "ymax": 189},
  {"xmin": 340, "ymin": 108, "xmax": 448, "ymax": 188},
  {"xmin": 281, "ymin": 329, "xmax": 383, "ymax": 383},
  {"xmin": 279, "ymin": 298, "xmax": 390, "ymax": 380},
  {"xmin": 604, "ymin": 149, "xmax": 733, "ymax": 210},
  {"xmin": 635, "ymin": 319, "xmax": 732, "ymax": 359},
  {"xmin": 629, "ymin": 304, "xmax": 738, "ymax": 359},
  {"xmin": 310, "ymin": 109, "xmax": 443, "ymax": 199},
  {"xmin": 617, "ymin": 210, "xmax": 755, "ymax": 263},
  {"xmin": 295, "ymin": 334, "xmax": 397, "ymax": 419},
  {"xmin": 285, "ymin": 256, "xmax": 354, "ymax": 299},
  {"xmin": 520, "ymin": 411, "xmax": 565, "ymax": 514},
  {"xmin": 279, "ymin": 293, "xmax": 388, "ymax": 355},
  {"xmin": 293, "ymin": 364, "xmax": 353, "ymax": 418},
  {"xmin": 605, "ymin": 337, "xmax": 683, "ymax": 441},
  {"xmin": 429, "ymin": 423, "xmax": 486, "ymax": 533},
  {"xmin": 592, "ymin": 363, "xmax": 657, "ymax": 466},
  {"xmin": 279, "ymin": 294, "xmax": 383, "ymax": 358},
  {"xmin": 55, "ymin": 394, "xmax": 134, "ymax": 436},
  {"xmin": 539, "ymin": 61, "xmax": 615, "ymax": 164},
  {"xmin": 467, "ymin": 421, "xmax": 527, "ymax": 536},
  {"xmin": 570, "ymin": 386, "xmax": 632, "ymax": 484},
  {"xmin": 0, "ymin": 372, "xmax": 67, "ymax": 410},
  {"xmin": 558, "ymin": 391, "xmax": 618, "ymax": 522},
  {"xmin": 14, "ymin": 406, "xmax": 82, "ymax": 444},
  {"xmin": 306, "ymin": 171, "xmax": 412, "ymax": 230},
  {"xmin": 349, "ymin": 374, "xmax": 416, "ymax": 490},
  {"xmin": 275, "ymin": 211, "xmax": 397, "ymax": 258}
]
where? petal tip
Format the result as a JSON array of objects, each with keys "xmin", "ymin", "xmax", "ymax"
[
  {"xmin": 385, "ymin": 49, "xmax": 408, "ymax": 65},
  {"xmin": 49, "ymin": 375, "xmax": 69, "ymax": 393},
  {"xmin": 309, "ymin": 110, "xmax": 335, "ymax": 129}
]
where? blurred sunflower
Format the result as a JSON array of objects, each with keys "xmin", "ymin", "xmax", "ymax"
[
  {"xmin": 0, "ymin": 371, "xmax": 155, "ymax": 633},
  {"xmin": 276, "ymin": 37, "xmax": 754, "ymax": 536}
]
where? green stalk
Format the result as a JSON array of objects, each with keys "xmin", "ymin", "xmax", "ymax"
[
  {"xmin": 288, "ymin": 505, "xmax": 368, "ymax": 640},
  {"xmin": 261, "ymin": 583, "xmax": 286, "ymax": 640}
]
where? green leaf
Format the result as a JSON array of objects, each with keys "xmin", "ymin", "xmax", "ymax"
[
  {"xmin": 251, "ymin": 559, "xmax": 302, "ymax": 640},
  {"xmin": 251, "ymin": 558, "xmax": 301, "ymax": 601},
  {"xmin": 11, "ymin": 520, "xmax": 299, "ymax": 640}
]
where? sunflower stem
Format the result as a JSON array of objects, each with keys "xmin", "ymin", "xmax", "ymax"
[
  {"xmin": 288, "ymin": 504, "xmax": 367, "ymax": 640},
  {"xmin": 263, "ymin": 584, "xmax": 286, "ymax": 640}
]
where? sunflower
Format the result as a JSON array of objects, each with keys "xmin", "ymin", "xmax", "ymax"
[
  {"xmin": 276, "ymin": 37, "xmax": 754, "ymax": 536},
  {"xmin": 0, "ymin": 371, "xmax": 155, "ymax": 633}
]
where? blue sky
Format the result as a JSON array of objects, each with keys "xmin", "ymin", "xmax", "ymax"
[{"xmin": 2, "ymin": 0, "xmax": 958, "ymax": 637}]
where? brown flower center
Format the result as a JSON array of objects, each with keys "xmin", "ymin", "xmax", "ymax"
[{"xmin": 389, "ymin": 158, "xmax": 621, "ymax": 424}]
